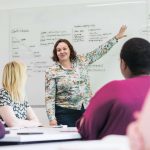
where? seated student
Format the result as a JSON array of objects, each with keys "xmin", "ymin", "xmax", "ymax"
[
  {"xmin": 0, "ymin": 121, "xmax": 5, "ymax": 139},
  {"xmin": 76, "ymin": 37, "xmax": 150, "ymax": 140},
  {"xmin": 127, "ymin": 89, "xmax": 150, "ymax": 150},
  {"xmin": 0, "ymin": 60, "xmax": 41, "ymax": 127}
]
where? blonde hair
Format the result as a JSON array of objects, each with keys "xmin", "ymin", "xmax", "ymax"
[{"xmin": 2, "ymin": 60, "xmax": 27, "ymax": 102}]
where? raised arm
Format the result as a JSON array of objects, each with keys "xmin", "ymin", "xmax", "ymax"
[{"xmin": 84, "ymin": 25, "xmax": 127, "ymax": 64}]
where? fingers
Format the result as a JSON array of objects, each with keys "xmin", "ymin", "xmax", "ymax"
[
  {"xmin": 120, "ymin": 25, "xmax": 127, "ymax": 34},
  {"xmin": 49, "ymin": 119, "xmax": 57, "ymax": 126},
  {"xmin": 121, "ymin": 25, "xmax": 127, "ymax": 29},
  {"xmin": 115, "ymin": 25, "xmax": 127, "ymax": 39}
]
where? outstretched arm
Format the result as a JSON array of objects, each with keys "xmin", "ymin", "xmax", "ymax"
[{"xmin": 83, "ymin": 25, "xmax": 127, "ymax": 64}]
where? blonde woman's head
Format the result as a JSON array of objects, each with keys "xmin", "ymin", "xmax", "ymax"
[{"xmin": 2, "ymin": 60, "xmax": 27, "ymax": 102}]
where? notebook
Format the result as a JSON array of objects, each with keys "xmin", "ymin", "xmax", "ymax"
[{"xmin": 0, "ymin": 127, "xmax": 81, "ymax": 143}]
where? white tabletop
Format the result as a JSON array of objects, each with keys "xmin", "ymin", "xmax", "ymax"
[
  {"xmin": 0, "ymin": 135, "xmax": 130, "ymax": 150},
  {"xmin": 0, "ymin": 127, "xmax": 81, "ymax": 143}
]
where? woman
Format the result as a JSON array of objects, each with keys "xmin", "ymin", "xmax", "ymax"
[
  {"xmin": 45, "ymin": 25, "xmax": 127, "ymax": 127},
  {"xmin": 0, "ymin": 61, "xmax": 41, "ymax": 127},
  {"xmin": 76, "ymin": 37, "xmax": 150, "ymax": 139}
]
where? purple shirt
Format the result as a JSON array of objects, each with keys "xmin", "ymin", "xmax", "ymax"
[{"xmin": 76, "ymin": 75, "xmax": 150, "ymax": 140}]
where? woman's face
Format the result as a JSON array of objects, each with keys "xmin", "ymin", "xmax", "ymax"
[{"xmin": 56, "ymin": 42, "xmax": 71, "ymax": 62}]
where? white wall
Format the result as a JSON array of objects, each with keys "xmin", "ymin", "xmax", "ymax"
[
  {"xmin": 0, "ymin": 0, "xmax": 122, "ymax": 9},
  {"xmin": 0, "ymin": 10, "xmax": 9, "ymax": 88}
]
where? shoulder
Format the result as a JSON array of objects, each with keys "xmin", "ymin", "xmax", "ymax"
[
  {"xmin": 97, "ymin": 79, "xmax": 134, "ymax": 106},
  {"xmin": 46, "ymin": 63, "xmax": 58, "ymax": 71},
  {"xmin": 76, "ymin": 54, "xmax": 86, "ymax": 63},
  {"xmin": 91, "ymin": 79, "xmax": 126, "ymax": 104},
  {"xmin": 0, "ymin": 89, "xmax": 10, "ymax": 98},
  {"xmin": 24, "ymin": 100, "xmax": 30, "ymax": 108},
  {"xmin": 89, "ymin": 80, "xmax": 128, "ymax": 111},
  {"xmin": 0, "ymin": 89, "xmax": 12, "ymax": 106},
  {"xmin": 85, "ymin": 79, "xmax": 128, "ymax": 116},
  {"xmin": 98, "ymin": 79, "xmax": 124, "ymax": 94},
  {"xmin": 45, "ymin": 63, "xmax": 60, "ymax": 75}
]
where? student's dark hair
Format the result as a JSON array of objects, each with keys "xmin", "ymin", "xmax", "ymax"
[
  {"xmin": 52, "ymin": 39, "xmax": 77, "ymax": 62},
  {"xmin": 120, "ymin": 37, "xmax": 150, "ymax": 75}
]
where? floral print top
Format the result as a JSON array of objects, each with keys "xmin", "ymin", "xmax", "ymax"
[
  {"xmin": 0, "ymin": 89, "xmax": 29, "ymax": 121},
  {"xmin": 45, "ymin": 37, "xmax": 118, "ymax": 121}
]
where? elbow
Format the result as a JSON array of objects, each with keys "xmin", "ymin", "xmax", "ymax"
[
  {"xmin": 5, "ymin": 119, "xmax": 20, "ymax": 127},
  {"xmin": 6, "ymin": 122, "xmax": 17, "ymax": 127}
]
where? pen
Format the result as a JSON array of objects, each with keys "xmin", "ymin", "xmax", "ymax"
[
  {"xmin": 60, "ymin": 131, "xmax": 77, "ymax": 132},
  {"xmin": 51, "ymin": 125, "xmax": 67, "ymax": 128},
  {"xmin": 17, "ymin": 132, "xmax": 43, "ymax": 135}
]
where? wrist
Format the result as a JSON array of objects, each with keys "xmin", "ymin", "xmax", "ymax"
[
  {"xmin": 49, "ymin": 115, "xmax": 56, "ymax": 121},
  {"xmin": 114, "ymin": 36, "xmax": 119, "ymax": 42}
]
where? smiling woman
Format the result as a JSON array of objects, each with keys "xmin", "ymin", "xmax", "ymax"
[{"xmin": 45, "ymin": 25, "xmax": 127, "ymax": 127}]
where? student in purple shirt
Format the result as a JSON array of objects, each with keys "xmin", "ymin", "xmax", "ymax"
[{"xmin": 76, "ymin": 37, "xmax": 150, "ymax": 140}]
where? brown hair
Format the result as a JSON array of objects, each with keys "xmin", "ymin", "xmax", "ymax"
[{"xmin": 52, "ymin": 39, "xmax": 77, "ymax": 62}]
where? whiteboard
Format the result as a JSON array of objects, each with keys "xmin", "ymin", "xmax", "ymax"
[
  {"xmin": 148, "ymin": 0, "xmax": 150, "ymax": 41},
  {"xmin": 0, "ymin": 10, "xmax": 10, "ymax": 88},
  {"xmin": 8, "ymin": 0, "xmax": 148, "ymax": 106}
]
